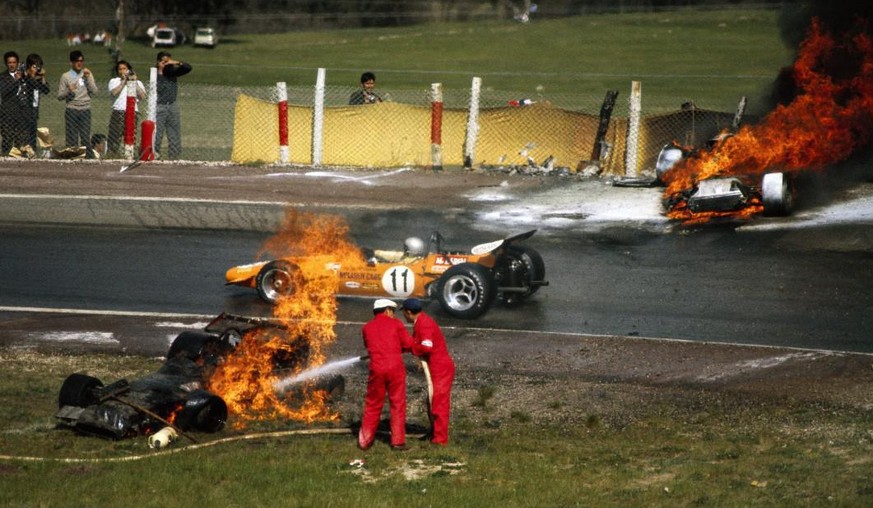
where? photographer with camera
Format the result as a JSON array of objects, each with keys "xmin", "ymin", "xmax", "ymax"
[
  {"xmin": 56, "ymin": 50, "xmax": 98, "ymax": 158},
  {"xmin": 18, "ymin": 53, "xmax": 49, "ymax": 155},
  {"xmin": 1, "ymin": 51, "xmax": 26, "ymax": 156},
  {"xmin": 155, "ymin": 51, "xmax": 192, "ymax": 160},
  {"xmin": 107, "ymin": 60, "xmax": 146, "ymax": 157}
]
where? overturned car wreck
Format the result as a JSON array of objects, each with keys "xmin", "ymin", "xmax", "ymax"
[{"xmin": 56, "ymin": 313, "xmax": 344, "ymax": 440}]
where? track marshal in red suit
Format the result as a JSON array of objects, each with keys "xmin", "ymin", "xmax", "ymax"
[
  {"xmin": 401, "ymin": 298, "xmax": 456, "ymax": 445},
  {"xmin": 358, "ymin": 299, "xmax": 414, "ymax": 451}
]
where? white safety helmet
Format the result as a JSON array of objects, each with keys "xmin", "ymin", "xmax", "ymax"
[{"xmin": 403, "ymin": 236, "xmax": 426, "ymax": 256}]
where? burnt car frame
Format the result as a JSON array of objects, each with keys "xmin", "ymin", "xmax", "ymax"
[{"xmin": 56, "ymin": 314, "xmax": 343, "ymax": 440}]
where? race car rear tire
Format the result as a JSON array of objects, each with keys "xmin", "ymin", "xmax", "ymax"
[
  {"xmin": 762, "ymin": 172, "xmax": 793, "ymax": 216},
  {"xmin": 501, "ymin": 245, "xmax": 546, "ymax": 302},
  {"xmin": 436, "ymin": 263, "xmax": 496, "ymax": 319},
  {"xmin": 176, "ymin": 390, "xmax": 228, "ymax": 433},
  {"xmin": 256, "ymin": 260, "xmax": 299, "ymax": 304},
  {"xmin": 58, "ymin": 373, "xmax": 104, "ymax": 408}
]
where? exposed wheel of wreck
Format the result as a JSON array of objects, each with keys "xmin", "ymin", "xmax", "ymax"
[
  {"xmin": 436, "ymin": 262, "xmax": 496, "ymax": 319},
  {"xmin": 256, "ymin": 260, "xmax": 299, "ymax": 304},
  {"xmin": 167, "ymin": 331, "xmax": 222, "ymax": 361},
  {"xmin": 761, "ymin": 172, "xmax": 794, "ymax": 216},
  {"xmin": 58, "ymin": 373, "xmax": 104, "ymax": 408}
]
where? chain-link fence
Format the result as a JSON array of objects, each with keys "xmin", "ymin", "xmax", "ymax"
[{"xmin": 2, "ymin": 67, "xmax": 760, "ymax": 176}]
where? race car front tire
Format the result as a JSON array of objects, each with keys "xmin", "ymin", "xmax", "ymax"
[
  {"xmin": 176, "ymin": 390, "xmax": 228, "ymax": 433},
  {"xmin": 436, "ymin": 262, "xmax": 496, "ymax": 319}
]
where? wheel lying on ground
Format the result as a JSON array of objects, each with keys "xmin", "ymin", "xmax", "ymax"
[
  {"xmin": 58, "ymin": 373, "xmax": 104, "ymax": 408},
  {"xmin": 497, "ymin": 244, "xmax": 546, "ymax": 304},
  {"xmin": 761, "ymin": 172, "xmax": 794, "ymax": 216},
  {"xmin": 256, "ymin": 260, "xmax": 299, "ymax": 304},
  {"xmin": 435, "ymin": 262, "xmax": 496, "ymax": 319}
]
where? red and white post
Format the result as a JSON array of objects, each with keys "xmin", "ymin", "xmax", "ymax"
[
  {"xmin": 430, "ymin": 82, "xmax": 443, "ymax": 171},
  {"xmin": 277, "ymin": 82, "xmax": 289, "ymax": 164},
  {"xmin": 123, "ymin": 81, "xmax": 137, "ymax": 159}
]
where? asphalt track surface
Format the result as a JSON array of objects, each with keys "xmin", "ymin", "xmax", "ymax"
[{"xmin": 1, "ymin": 160, "xmax": 872, "ymax": 356}]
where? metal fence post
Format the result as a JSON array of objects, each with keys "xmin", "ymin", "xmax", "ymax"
[
  {"xmin": 625, "ymin": 80, "xmax": 641, "ymax": 177},
  {"xmin": 277, "ymin": 81, "xmax": 289, "ymax": 164},
  {"xmin": 124, "ymin": 81, "xmax": 137, "ymax": 159},
  {"xmin": 464, "ymin": 76, "xmax": 481, "ymax": 169},
  {"xmin": 431, "ymin": 82, "xmax": 443, "ymax": 171},
  {"xmin": 312, "ymin": 68, "xmax": 326, "ymax": 166}
]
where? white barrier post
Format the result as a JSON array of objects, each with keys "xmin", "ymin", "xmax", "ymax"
[
  {"xmin": 430, "ymin": 82, "xmax": 443, "ymax": 171},
  {"xmin": 312, "ymin": 68, "xmax": 326, "ymax": 166},
  {"xmin": 625, "ymin": 80, "xmax": 641, "ymax": 177},
  {"xmin": 277, "ymin": 82, "xmax": 289, "ymax": 164},
  {"xmin": 464, "ymin": 76, "xmax": 481, "ymax": 169}
]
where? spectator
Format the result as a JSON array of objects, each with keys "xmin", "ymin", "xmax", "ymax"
[
  {"xmin": 400, "ymin": 298, "xmax": 456, "ymax": 445},
  {"xmin": 90, "ymin": 133, "xmax": 107, "ymax": 159},
  {"xmin": 358, "ymin": 299, "xmax": 414, "ymax": 451},
  {"xmin": 56, "ymin": 50, "xmax": 98, "ymax": 157},
  {"xmin": 18, "ymin": 53, "xmax": 50, "ymax": 153},
  {"xmin": 155, "ymin": 51, "xmax": 192, "ymax": 160},
  {"xmin": 349, "ymin": 71, "xmax": 382, "ymax": 105},
  {"xmin": 107, "ymin": 60, "xmax": 146, "ymax": 157},
  {"xmin": 1, "ymin": 51, "xmax": 25, "ymax": 156}
]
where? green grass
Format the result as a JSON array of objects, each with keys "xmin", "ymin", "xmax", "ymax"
[{"xmin": 2, "ymin": 351, "xmax": 873, "ymax": 506}]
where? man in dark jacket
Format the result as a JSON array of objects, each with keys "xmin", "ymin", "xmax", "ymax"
[
  {"xmin": 1, "ymin": 51, "xmax": 25, "ymax": 155},
  {"xmin": 401, "ymin": 298, "xmax": 456, "ymax": 445},
  {"xmin": 358, "ymin": 299, "xmax": 413, "ymax": 451},
  {"xmin": 155, "ymin": 51, "xmax": 192, "ymax": 160}
]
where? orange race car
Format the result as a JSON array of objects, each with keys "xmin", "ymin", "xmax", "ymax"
[{"xmin": 225, "ymin": 230, "xmax": 548, "ymax": 319}]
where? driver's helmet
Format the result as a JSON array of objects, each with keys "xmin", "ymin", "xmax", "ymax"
[{"xmin": 403, "ymin": 236, "xmax": 426, "ymax": 256}]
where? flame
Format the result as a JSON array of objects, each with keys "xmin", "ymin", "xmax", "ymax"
[
  {"xmin": 664, "ymin": 18, "xmax": 873, "ymax": 221},
  {"xmin": 208, "ymin": 210, "xmax": 368, "ymax": 427}
]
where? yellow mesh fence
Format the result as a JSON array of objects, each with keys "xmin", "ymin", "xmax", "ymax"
[{"xmin": 231, "ymin": 92, "xmax": 741, "ymax": 176}]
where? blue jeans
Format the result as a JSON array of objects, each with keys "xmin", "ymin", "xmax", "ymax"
[{"xmin": 156, "ymin": 102, "xmax": 182, "ymax": 159}]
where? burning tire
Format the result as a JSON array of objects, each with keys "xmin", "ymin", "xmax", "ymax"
[
  {"xmin": 58, "ymin": 373, "xmax": 103, "ymax": 408},
  {"xmin": 256, "ymin": 260, "xmax": 299, "ymax": 304},
  {"xmin": 761, "ymin": 172, "xmax": 794, "ymax": 216},
  {"xmin": 496, "ymin": 245, "xmax": 546, "ymax": 304},
  {"xmin": 175, "ymin": 389, "xmax": 227, "ymax": 433},
  {"xmin": 436, "ymin": 263, "xmax": 496, "ymax": 319}
]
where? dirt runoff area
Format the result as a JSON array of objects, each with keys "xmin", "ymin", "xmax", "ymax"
[{"xmin": 321, "ymin": 322, "xmax": 873, "ymax": 434}]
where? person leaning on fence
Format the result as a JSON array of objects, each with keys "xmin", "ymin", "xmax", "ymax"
[
  {"xmin": 18, "ymin": 53, "xmax": 50, "ymax": 155},
  {"xmin": 1, "ymin": 51, "xmax": 26, "ymax": 156},
  {"xmin": 107, "ymin": 60, "xmax": 146, "ymax": 157},
  {"xmin": 349, "ymin": 71, "xmax": 382, "ymax": 105},
  {"xmin": 56, "ymin": 50, "xmax": 98, "ymax": 158},
  {"xmin": 155, "ymin": 51, "xmax": 192, "ymax": 160}
]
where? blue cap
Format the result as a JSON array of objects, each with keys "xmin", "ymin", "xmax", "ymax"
[{"xmin": 401, "ymin": 298, "xmax": 422, "ymax": 311}]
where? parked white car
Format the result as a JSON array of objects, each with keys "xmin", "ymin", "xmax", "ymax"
[
  {"xmin": 151, "ymin": 27, "xmax": 185, "ymax": 48},
  {"xmin": 194, "ymin": 27, "xmax": 218, "ymax": 48}
]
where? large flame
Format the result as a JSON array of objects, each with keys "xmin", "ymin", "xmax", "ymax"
[
  {"xmin": 664, "ymin": 18, "xmax": 873, "ymax": 221},
  {"xmin": 208, "ymin": 210, "xmax": 368, "ymax": 427}
]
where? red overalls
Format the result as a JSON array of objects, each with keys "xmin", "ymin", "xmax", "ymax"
[
  {"xmin": 358, "ymin": 312, "xmax": 413, "ymax": 449},
  {"xmin": 411, "ymin": 312, "xmax": 456, "ymax": 445}
]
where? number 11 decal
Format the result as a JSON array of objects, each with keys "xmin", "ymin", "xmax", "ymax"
[{"xmin": 381, "ymin": 266, "xmax": 415, "ymax": 297}]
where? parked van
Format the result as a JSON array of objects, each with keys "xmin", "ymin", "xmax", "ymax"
[{"xmin": 194, "ymin": 27, "xmax": 218, "ymax": 48}]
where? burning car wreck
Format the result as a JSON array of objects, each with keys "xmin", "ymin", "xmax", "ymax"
[{"xmin": 56, "ymin": 313, "xmax": 345, "ymax": 440}]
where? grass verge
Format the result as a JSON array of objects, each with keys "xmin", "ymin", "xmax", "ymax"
[{"xmin": 2, "ymin": 350, "xmax": 872, "ymax": 506}]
